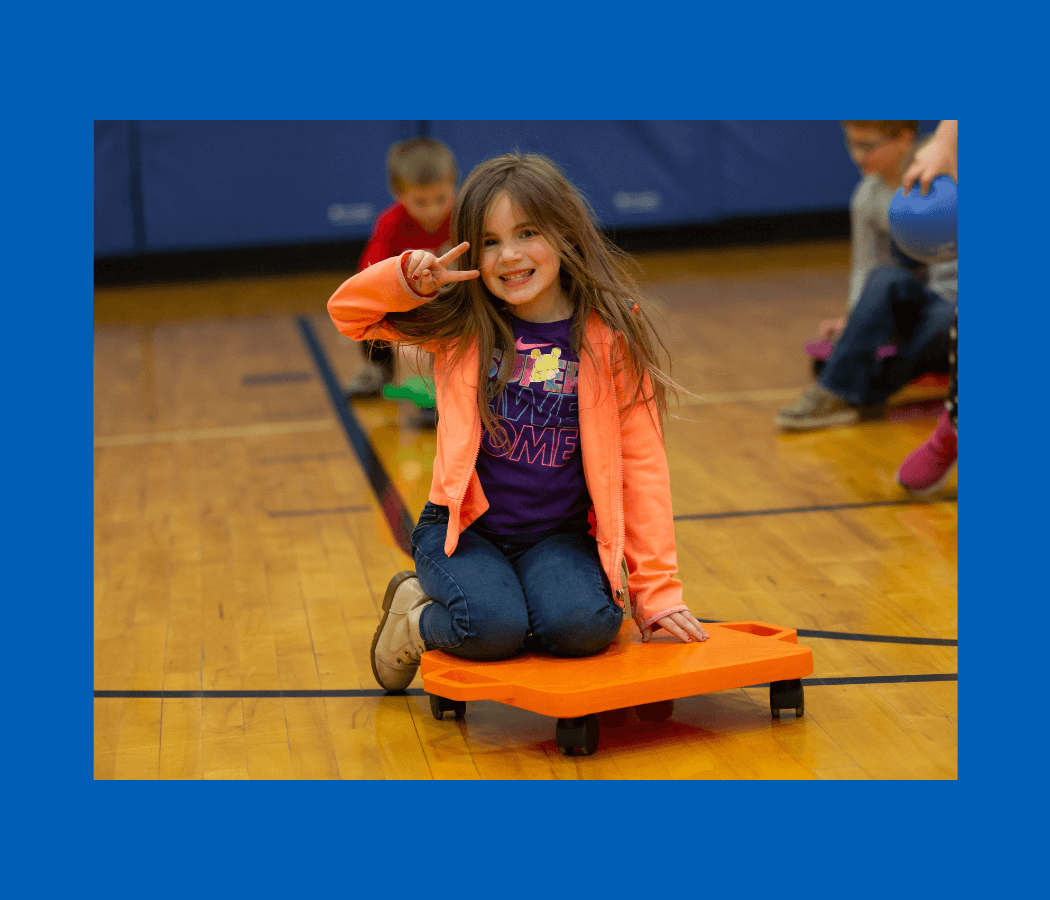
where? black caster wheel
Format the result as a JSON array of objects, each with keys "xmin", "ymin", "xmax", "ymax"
[
  {"xmin": 429, "ymin": 693, "xmax": 466, "ymax": 720},
  {"xmin": 636, "ymin": 699, "xmax": 675, "ymax": 722},
  {"xmin": 555, "ymin": 714, "xmax": 600, "ymax": 756},
  {"xmin": 770, "ymin": 678, "xmax": 804, "ymax": 719}
]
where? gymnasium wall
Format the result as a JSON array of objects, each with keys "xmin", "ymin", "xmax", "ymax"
[{"xmin": 94, "ymin": 120, "xmax": 938, "ymax": 260}]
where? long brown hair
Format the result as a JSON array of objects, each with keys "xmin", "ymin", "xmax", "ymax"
[{"xmin": 387, "ymin": 152, "xmax": 678, "ymax": 444}]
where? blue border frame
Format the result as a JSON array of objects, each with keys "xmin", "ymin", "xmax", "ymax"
[{"xmin": 12, "ymin": 0, "xmax": 1032, "ymax": 893}]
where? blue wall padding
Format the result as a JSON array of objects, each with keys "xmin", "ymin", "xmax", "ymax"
[
  {"xmin": 94, "ymin": 121, "xmax": 139, "ymax": 257},
  {"xmin": 95, "ymin": 121, "xmax": 943, "ymax": 258},
  {"xmin": 718, "ymin": 121, "xmax": 862, "ymax": 217},
  {"xmin": 428, "ymin": 120, "xmax": 724, "ymax": 229},
  {"xmin": 136, "ymin": 121, "xmax": 417, "ymax": 252}
]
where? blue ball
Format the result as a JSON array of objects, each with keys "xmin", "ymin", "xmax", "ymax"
[{"xmin": 888, "ymin": 175, "xmax": 958, "ymax": 264}]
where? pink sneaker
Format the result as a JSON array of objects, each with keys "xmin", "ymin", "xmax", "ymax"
[{"xmin": 895, "ymin": 410, "xmax": 957, "ymax": 495}]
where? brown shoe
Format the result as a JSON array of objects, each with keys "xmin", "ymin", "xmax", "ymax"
[
  {"xmin": 344, "ymin": 361, "xmax": 393, "ymax": 399},
  {"xmin": 776, "ymin": 383, "xmax": 859, "ymax": 430},
  {"xmin": 370, "ymin": 572, "xmax": 433, "ymax": 692}
]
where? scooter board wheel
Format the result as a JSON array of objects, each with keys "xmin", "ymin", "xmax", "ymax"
[{"xmin": 556, "ymin": 714, "xmax": 600, "ymax": 755}]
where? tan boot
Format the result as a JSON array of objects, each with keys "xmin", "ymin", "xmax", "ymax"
[
  {"xmin": 370, "ymin": 571, "xmax": 433, "ymax": 691},
  {"xmin": 776, "ymin": 383, "xmax": 859, "ymax": 430}
]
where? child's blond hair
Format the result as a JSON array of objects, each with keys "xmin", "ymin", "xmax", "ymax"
[{"xmin": 386, "ymin": 137, "xmax": 459, "ymax": 196}]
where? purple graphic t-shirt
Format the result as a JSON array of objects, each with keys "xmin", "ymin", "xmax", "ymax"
[{"xmin": 473, "ymin": 314, "xmax": 591, "ymax": 540}]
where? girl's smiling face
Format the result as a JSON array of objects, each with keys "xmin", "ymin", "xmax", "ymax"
[{"xmin": 479, "ymin": 193, "xmax": 572, "ymax": 322}]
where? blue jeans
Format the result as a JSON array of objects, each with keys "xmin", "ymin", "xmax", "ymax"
[
  {"xmin": 410, "ymin": 503, "xmax": 623, "ymax": 661},
  {"xmin": 821, "ymin": 266, "xmax": 956, "ymax": 406}
]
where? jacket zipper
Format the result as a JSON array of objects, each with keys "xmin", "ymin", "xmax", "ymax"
[{"xmin": 610, "ymin": 341, "xmax": 626, "ymax": 607}]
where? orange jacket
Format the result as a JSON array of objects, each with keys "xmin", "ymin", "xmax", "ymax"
[{"xmin": 327, "ymin": 254, "xmax": 688, "ymax": 632}]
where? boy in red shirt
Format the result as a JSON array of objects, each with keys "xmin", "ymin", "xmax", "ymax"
[{"xmin": 345, "ymin": 137, "xmax": 459, "ymax": 398}]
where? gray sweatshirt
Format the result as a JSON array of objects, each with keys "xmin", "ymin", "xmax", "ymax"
[{"xmin": 848, "ymin": 173, "xmax": 958, "ymax": 310}]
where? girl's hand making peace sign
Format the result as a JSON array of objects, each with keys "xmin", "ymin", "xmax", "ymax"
[{"xmin": 403, "ymin": 242, "xmax": 480, "ymax": 296}]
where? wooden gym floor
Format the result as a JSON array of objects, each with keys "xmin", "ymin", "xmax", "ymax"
[{"xmin": 93, "ymin": 238, "xmax": 957, "ymax": 779}]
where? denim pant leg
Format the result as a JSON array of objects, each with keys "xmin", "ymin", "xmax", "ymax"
[
  {"xmin": 513, "ymin": 532, "xmax": 623, "ymax": 657},
  {"xmin": 822, "ymin": 266, "xmax": 955, "ymax": 406},
  {"xmin": 870, "ymin": 288, "xmax": 954, "ymax": 402},
  {"xmin": 411, "ymin": 505, "xmax": 530, "ymax": 661}
]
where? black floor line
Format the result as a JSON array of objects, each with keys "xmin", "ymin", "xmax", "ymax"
[
  {"xmin": 701, "ymin": 621, "xmax": 956, "ymax": 647},
  {"xmin": 793, "ymin": 627, "xmax": 955, "ymax": 646},
  {"xmin": 94, "ymin": 673, "xmax": 957, "ymax": 700},
  {"xmin": 297, "ymin": 316, "xmax": 415, "ymax": 556},
  {"xmin": 674, "ymin": 496, "xmax": 957, "ymax": 521},
  {"xmin": 803, "ymin": 674, "xmax": 957, "ymax": 685}
]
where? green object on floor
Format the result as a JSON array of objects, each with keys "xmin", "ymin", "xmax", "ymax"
[{"xmin": 382, "ymin": 376, "xmax": 436, "ymax": 408}]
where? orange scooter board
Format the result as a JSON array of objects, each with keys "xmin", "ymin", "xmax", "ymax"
[{"xmin": 421, "ymin": 618, "xmax": 812, "ymax": 736}]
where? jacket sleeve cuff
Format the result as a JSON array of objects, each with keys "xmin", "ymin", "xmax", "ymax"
[{"xmin": 633, "ymin": 604, "xmax": 690, "ymax": 633}]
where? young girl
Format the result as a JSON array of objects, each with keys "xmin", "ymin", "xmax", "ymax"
[{"xmin": 327, "ymin": 152, "xmax": 708, "ymax": 692}]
